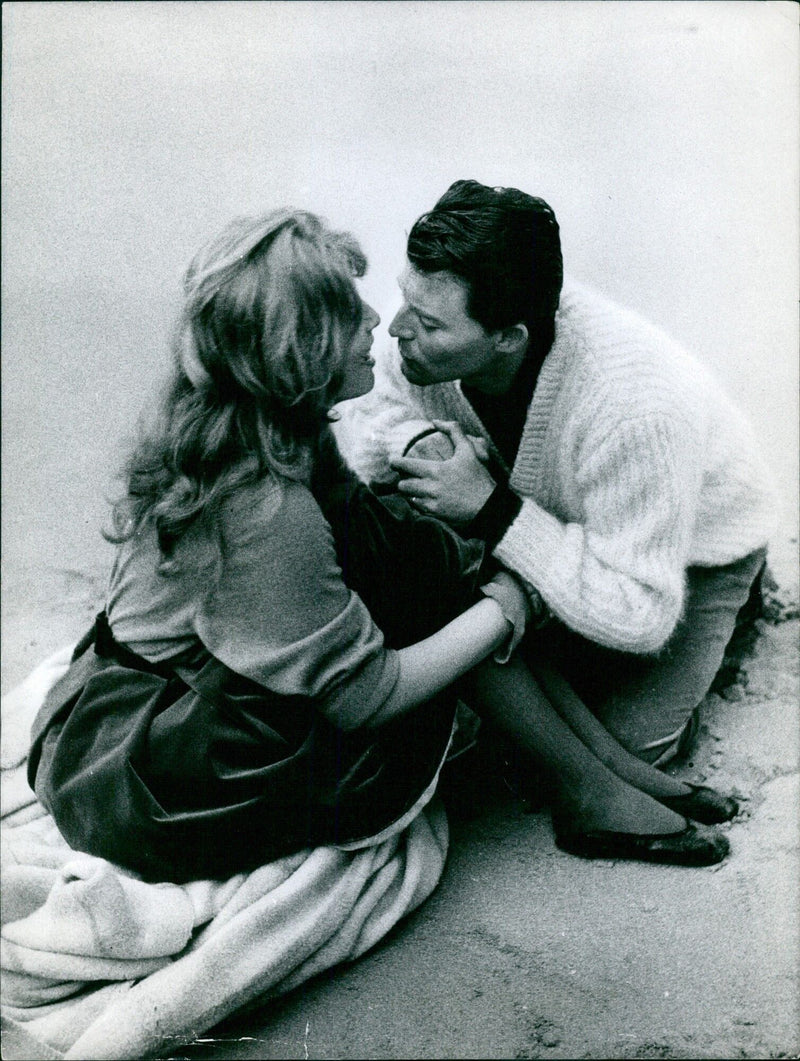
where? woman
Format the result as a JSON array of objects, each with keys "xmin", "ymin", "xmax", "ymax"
[{"xmin": 28, "ymin": 210, "xmax": 733, "ymax": 884}]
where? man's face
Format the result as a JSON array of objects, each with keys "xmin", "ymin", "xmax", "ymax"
[{"xmin": 388, "ymin": 266, "xmax": 501, "ymax": 389}]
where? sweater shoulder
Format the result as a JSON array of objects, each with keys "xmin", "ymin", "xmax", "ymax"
[
  {"xmin": 553, "ymin": 279, "xmax": 712, "ymax": 422},
  {"xmin": 557, "ymin": 280, "xmax": 692, "ymax": 369}
]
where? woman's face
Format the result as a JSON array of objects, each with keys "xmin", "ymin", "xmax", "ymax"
[{"xmin": 334, "ymin": 298, "xmax": 381, "ymax": 403}]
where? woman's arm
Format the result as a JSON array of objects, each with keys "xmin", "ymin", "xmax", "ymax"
[
  {"xmin": 365, "ymin": 572, "xmax": 528, "ymax": 727},
  {"xmin": 201, "ymin": 479, "xmax": 528, "ymax": 731}
]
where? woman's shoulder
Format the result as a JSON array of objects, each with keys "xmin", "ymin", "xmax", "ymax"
[
  {"xmin": 203, "ymin": 472, "xmax": 349, "ymax": 637},
  {"xmin": 220, "ymin": 474, "xmax": 283, "ymax": 524},
  {"xmin": 217, "ymin": 473, "xmax": 331, "ymax": 557}
]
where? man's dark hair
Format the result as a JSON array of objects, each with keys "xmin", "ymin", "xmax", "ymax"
[{"xmin": 407, "ymin": 180, "xmax": 563, "ymax": 346}]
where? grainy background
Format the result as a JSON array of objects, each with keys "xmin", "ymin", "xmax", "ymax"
[{"xmin": 2, "ymin": 0, "xmax": 798, "ymax": 591}]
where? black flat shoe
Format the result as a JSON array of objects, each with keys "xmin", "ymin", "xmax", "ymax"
[
  {"xmin": 554, "ymin": 821, "xmax": 730, "ymax": 867},
  {"xmin": 658, "ymin": 783, "xmax": 740, "ymax": 825}
]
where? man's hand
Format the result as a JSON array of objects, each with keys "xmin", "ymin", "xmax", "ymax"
[{"xmin": 390, "ymin": 420, "xmax": 496, "ymax": 522}]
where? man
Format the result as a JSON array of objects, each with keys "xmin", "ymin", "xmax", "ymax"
[{"xmin": 339, "ymin": 179, "xmax": 776, "ymax": 765}]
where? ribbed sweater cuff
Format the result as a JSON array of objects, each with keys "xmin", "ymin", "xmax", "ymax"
[
  {"xmin": 493, "ymin": 499, "xmax": 566, "ymax": 592},
  {"xmin": 460, "ymin": 482, "xmax": 523, "ymax": 547}
]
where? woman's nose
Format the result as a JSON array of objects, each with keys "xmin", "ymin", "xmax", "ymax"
[{"xmin": 362, "ymin": 301, "xmax": 380, "ymax": 330}]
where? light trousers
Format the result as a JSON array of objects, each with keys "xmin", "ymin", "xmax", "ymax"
[{"xmin": 530, "ymin": 548, "xmax": 768, "ymax": 764}]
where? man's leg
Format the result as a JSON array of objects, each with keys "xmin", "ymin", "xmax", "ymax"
[{"xmin": 544, "ymin": 549, "xmax": 767, "ymax": 765}]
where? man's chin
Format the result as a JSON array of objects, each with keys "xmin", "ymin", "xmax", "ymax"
[{"xmin": 400, "ymin": 358, "xmax": 430, "ymax": 386}]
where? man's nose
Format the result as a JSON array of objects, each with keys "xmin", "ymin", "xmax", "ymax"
[{"xmin": 388, "ymin": 306, "xmax": 413, "ymax": 338}]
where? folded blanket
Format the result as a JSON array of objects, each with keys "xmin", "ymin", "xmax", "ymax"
[{"xmin": 1, "ymin": 650, "xmax": 449, "ymax": 1060}]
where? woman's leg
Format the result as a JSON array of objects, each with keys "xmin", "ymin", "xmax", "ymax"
[
  {"xmin": 528, "ymin": 660, "xmax": 704, "ymax": 800},
  {"xmin": 463, "ymin": 655, "xmax": 731, "ymax": 864},
  {"xmin": 464, "ymin": 654, "xmax": 693, "ymax": 836}
]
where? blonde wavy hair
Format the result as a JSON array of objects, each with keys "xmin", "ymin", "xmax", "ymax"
[{"xmin": 107, "ymin": 209, "xmax": 366, "ymax": 561}]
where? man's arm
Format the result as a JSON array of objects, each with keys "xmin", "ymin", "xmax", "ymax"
[
  {"xmin": 492, "ymin": 413, "xmax": 703, "ymax": 654},
  {"xmin": 391, "ymin": 421, "xmax": 497, "ymax": 522},
  {"xmin": 390, "ymin": 412, "xmax": 705, "ymax": 655}
]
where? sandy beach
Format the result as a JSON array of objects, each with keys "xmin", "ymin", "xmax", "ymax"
[{"xmin": 2, "ymin": 530, "xmax": 797, "ymax": 1060}]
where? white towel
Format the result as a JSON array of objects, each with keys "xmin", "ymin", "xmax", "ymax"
[{"xmin": 1, "ymin": 649, "xmax": 449, "ymax": 1060}]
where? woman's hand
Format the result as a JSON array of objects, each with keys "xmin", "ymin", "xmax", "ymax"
[{"xmin": 479, "ymin": 570, "xmax": 533, "ymax": 661}]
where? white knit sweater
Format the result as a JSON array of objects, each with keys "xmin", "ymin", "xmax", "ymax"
[{"xmin": 336, "ymin": 280, "xmax": 776, "ymax": 654}]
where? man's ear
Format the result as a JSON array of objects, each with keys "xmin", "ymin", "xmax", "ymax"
[{"xmin": 494, "ymin": 323, "xmax": 529, "ymax": 354}]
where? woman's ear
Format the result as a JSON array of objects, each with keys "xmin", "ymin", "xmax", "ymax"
[{"xmin": 494, "ymin": 323, "xmax": 529, "ymax": 355}]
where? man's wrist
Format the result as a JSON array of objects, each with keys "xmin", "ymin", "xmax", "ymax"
[{"xmin": 460, "ymin": 481, "xmax": 523, "ymax": 545}]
